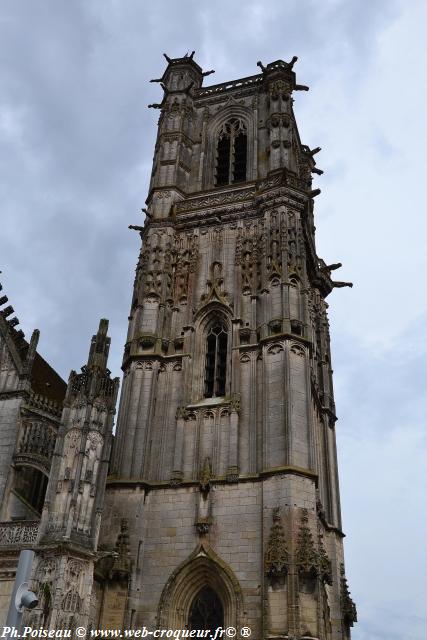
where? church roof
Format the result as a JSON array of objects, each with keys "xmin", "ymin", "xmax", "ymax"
[
  {"xmin": 0, "ymin": 276, "xmax": 66, "ymax": 403},
  {"xmin": 30, "ymin": 351, "xmax": 66, "ymax": 403}
]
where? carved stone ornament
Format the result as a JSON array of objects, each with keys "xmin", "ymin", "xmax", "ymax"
[
  {"xmin": 229, "ymin": 393, "xmax": 241, "ymax": 414},
  {"xmin": 195, "ymin": 520, "xmax": 212, "ymax": 536},
  {"xmin": 295, "ymin": 509, "xmax": 318, "ymax": 576},
  {"xmin": 318, "ymin": 533, "xmax": 333, "ymax": 585},
  {"xmin": 16, "ymin": 420, "xmax": 57, "ymax": 472},
  {"xmin": 0, "ymin": 521, "xmax": 39, "ymax": 546},
  {"xmin": 61, "ymin": 589, "xmax": 82, "ymax": 614},
  {"xmin": 269, "ymin": 79, "xmax": 292, "ymax": 99},
  {"xmin": 264, "ymin": 507, "xmax": 288, "ymax": 579},
  {"xmin": 256, "ymin": 173, "xmax": 282, "ymax": 193},
  {"xmin": 176, "ymin": 406, "xmax": 189, "ymax": 420},
  {"xmin": 199, "ymin": 457, "xmax": 212, "ymax": 493},
  {"xmin": 176, "ymin": 186, "xmax": 255, "ymax": 214},
  {"xmin": 200, "ymin": 261, "xmax": 229, "ymax": 306},
  {"xmin": 225, "ymin": 466, "xmax": 239, "ymax": 483},
  {"xmin": 340, "ymin": 563, "xmax": 357, "ymax": 626},
  {"xmin": 110, "ymin": 519, "xmax": 132, "ymax": 581},
  {"xmin": 66, "ymin": 558, "xmax": 84, "ymax": 581},
  {"xmin": 170, "ymin": 470, "xmax": 183, "ymax": 486}
]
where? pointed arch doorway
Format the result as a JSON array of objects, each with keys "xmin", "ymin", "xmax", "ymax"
[{"xmin": 157, "ymin": 545, "xmax": 242, "ymax": 630}]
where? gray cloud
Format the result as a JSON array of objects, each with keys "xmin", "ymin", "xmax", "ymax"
[{"xmin": 1, "ymin": 1, "xmax": 426, "ymax": 636}]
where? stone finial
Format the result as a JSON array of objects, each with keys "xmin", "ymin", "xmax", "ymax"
[
  {"xmin": 68, "ymin": 319, "xmax": 119, "ymax": 404},
  {"xmin": 87, "ymin": 319, "xmax": 110, "ymax": 370},
  {"xmin": 26, "ymin": 329, "xmax": 40, "ymax": 367},
  {"xmin": 110, "ymin": 519, "xmax": 131, "ymax": 581},
  {"xmin": 295, "ymin": 509, "xmax": 318, "ymax": 576},
  {"xmin": 264, "ymin": 507, "xmax": 288, "ymax": 579}
]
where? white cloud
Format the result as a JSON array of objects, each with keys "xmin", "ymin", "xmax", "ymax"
[{"xmin": 0, "ymin": 1, "xmax": 425, "ymax": 637}]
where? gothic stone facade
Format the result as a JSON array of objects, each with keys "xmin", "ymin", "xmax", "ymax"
[{"xmin": 0, "ymin": 55, "xmax": 357, "ymax": 639}]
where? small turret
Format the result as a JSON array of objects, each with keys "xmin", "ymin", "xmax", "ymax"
[
  {"xmin": 150, "ymin": 51, "xmax": 207, "ymax": 93},
  {"xmin": 27, "ymin": 320, "xmax": 119, "ymax": 632},
  {"xmin": 147, "ymin": 52, "xmax": 216, "ymax": 216}
]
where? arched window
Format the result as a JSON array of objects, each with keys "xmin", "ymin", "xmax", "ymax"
[
  {"xmin": 215, "ymin": 119, "xmax": 247, "ymax": 186},
  {"xmin": 14, "ymin": 466, "xmax": 48, "ymax": 515},
  {"xmin": 204, "ymin": 321, "xmax": 228, "ymax": 398},
  {"xmin": 189, "ymin": 586, "xmax": 224, "ymax": 631}
]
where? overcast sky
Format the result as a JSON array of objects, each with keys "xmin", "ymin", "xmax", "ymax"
[{"xmin": 1, "ymin": 1, "xmax": 427, "ymax": 638}]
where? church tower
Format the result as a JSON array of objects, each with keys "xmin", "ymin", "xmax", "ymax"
[{"xmin": 101, "ymin": 54, "xmax": 356, "ymax": 639}]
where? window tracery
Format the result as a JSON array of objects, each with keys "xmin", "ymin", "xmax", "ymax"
[
  {"xmin": 204, "ymin": 321, "xmax": 228, "ymax": 398},
  {"xmin": 215, "ymin": 119, "xmax": 247, "ymax": 186}
]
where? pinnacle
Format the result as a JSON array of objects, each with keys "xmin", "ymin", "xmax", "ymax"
[{"xmin": 86, "ymin": 318, "xmax": 111, "ymax": 370}]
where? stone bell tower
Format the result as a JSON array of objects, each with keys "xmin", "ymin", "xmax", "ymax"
[{"xmin": 101, "ymin": 53, "xmax": 357, "ymax": 640}]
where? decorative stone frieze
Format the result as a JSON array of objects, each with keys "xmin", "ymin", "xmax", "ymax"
[{"xmin": 0, "ymin": 521, "xmax": 39, "ymax": 547}]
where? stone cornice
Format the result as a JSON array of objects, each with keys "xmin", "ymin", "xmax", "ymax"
[
  {"xmin": 34, "ymin": 541, "xmax": 97, "ymax": 560},
  {"xmin": 143, "ymin": 192, "xmax": 306, "ymax": 234},
  {"xmin": 170, "ymin": 171, "xmax": 308, "ymax": 219},
  {"xmin": 21, "ymin": 403, "xmax": 62, "ymax": 423},
  {"xmin": 0, "ymin": 389, "xmax": 28, "ymax": 401},
  {"xmin": 259, "ymin": 331, "xmax": 312, "ymax": 350},
  {"xmin": 107, "ymin": 464, "xmax": 318, "ymax": 489},
  {"xmin": 122, "ymin": 351, "xmax": 189, "ymax": 371},
  {"xmin": 175, "ymin": 184, "xmax": 256, "ymax": 214}
]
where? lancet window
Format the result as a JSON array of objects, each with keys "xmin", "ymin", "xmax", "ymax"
[
  {"xmin": 215, "ymin": 119, "xmax": 248, "ymax": 186},
  {"xmin": 204, "ymin": 321, "xmax": 228, "ymax": 398}
]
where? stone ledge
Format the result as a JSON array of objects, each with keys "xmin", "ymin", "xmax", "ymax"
[{"xmin": 106, "ymin": 465, "xmax": 318, "ymax": 489}]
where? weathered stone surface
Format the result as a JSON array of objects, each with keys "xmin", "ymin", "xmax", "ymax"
[{"xmin": 0, "ymin": 54, "xmax": 355, "ymax": 638}]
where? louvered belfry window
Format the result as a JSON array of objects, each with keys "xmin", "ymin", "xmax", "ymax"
[
  {"xmin": 215, "ymin": 118, "xmax": 248, "ymax": 186},
  {"xmin": 204, "ymin": 321, "xmax": 228, "ymax": 398}
]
